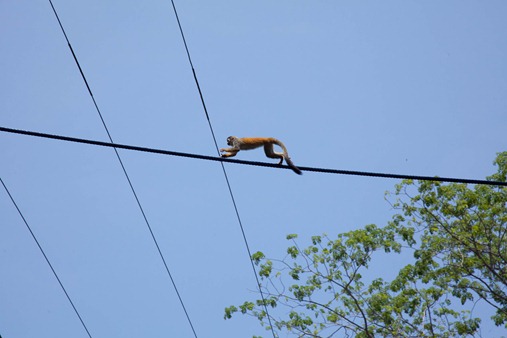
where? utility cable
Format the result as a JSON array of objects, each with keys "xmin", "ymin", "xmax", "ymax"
[
  {"xmin": 168, "ymin": 2, "xmax": 278, "ymax": 336},
  {"xmin": 1, "ymin": 178, "xmax": 93, "ymax": 338},
  {"xmin": 46, "ymin": 2, "xmax": 198, "ymax": 337},
  {"xmin": 3, "ymin": 126, "xmax": 506, "ymax": 187}
]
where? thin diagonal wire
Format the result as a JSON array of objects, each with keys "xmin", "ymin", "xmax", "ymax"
[
  {"xmin": 168, "ymin": 1, "xmax": 278, "ymax": 336},
  {"xmin": 47, "ymin": 2, "xmax": 197, "ymax": 336},
  {"xmin": 3, "ymin": 126, "xmax": 507, "ymax": 187},
  {"xmin": 1, "ymin": 178, "xmax": 92, "ymax": 338}
]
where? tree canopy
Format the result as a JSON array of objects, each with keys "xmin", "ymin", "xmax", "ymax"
[{"xmin": 225, "ymin": 152, "xmax": 507, "ymax": 337}]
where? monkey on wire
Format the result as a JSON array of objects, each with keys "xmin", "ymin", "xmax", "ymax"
[{"xmin": 220, "ymin": 136, "xmax": 302, "ymax": 175}]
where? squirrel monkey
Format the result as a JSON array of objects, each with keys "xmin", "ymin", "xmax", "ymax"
[{"xmin": 220, "ymin": 136, "xmax": 302, "ymax": 175}]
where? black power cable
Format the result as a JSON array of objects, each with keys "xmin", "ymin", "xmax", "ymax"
[
  {"xmin": 2, "ymin": 126, "xmax": 505, "ymax": 187},
  {"xmin": 168, "ymin": 1, "xmax": 280, "ymax": 336},
  {"xmin": 1, "ymin": 178, "xmax": 93, "ymax": 338},
  {"xmin": 46, "ymin": 2, "xmax": 198, "ymax": 337}
]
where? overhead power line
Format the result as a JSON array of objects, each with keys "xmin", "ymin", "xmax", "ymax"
[
  {"xmin": 168, "ymin": 2, "xmax": 279, "ymax": 335},
  {"xmin": 1, "ymin": 178, "xmax": 93, "ymax": 338},
  {"xmin": 46, "ymin": 1, "xmax": 198, "ymax": 337},
  {"xmin": 2, "ymin": 126, "xmax": 505, "ymax": 187}
]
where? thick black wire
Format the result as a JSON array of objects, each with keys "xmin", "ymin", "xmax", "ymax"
[
  {"xmin": 3, "ymin": 126, "xmax": 506, "ymax": 187},
  {"xmin": 3, "ymin": 127, "xmax": 505, "ymax": 186},
  {"xmin": 168, "ymin": 2, "xmax": 279, "ymax": 336},
  {"xmin": 0, "ymin": 178, "xmax": 93, "ymax": 338},
  {"xmin": 46, "ymin": 2, "xmax": 198, "ymax": 337}
]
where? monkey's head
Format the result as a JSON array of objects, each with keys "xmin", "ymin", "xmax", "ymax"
[{"xmin": 226, "ymin": 136, "xmax": 237, "ymax": 146}]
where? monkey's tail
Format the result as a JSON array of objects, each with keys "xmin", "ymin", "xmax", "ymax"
[
  {"xmin": 285, "ymin": 157, "xmax": 303, "ymax": 175},
  {"xmin": 272, "ymin": 139, "xmax": 303, "ymax": 175}
]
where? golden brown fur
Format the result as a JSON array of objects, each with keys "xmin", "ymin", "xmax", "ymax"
[{"xmin": 220, "ymin": 136, "xmax": 302, "ymax": 175}]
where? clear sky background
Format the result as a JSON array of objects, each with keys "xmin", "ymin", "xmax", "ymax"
[{"xmin": 1, "ymin": 1, "xmax": 506, "ymax": 337}]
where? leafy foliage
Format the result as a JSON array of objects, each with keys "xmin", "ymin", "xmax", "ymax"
[{"xmin": 225, "ymin": 152, "xmax": 507, "ymax": 337}]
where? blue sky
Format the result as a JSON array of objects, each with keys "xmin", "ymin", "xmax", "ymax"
[{"xmin": 1, "ymin": 1, "xmax": 506, "ymax": 337}]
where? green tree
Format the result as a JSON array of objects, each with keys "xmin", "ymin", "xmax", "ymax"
[{"xmin": 225, "ymin": 152, "xmax": 507, "ymax": 337}]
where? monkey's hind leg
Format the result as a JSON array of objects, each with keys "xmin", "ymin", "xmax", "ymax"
[{"xmin": 263, "ymin": 144, "xmax": 284, "ymax": 164}]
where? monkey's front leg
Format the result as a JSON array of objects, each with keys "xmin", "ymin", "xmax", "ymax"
[{"xmin": 220, "ymin": 147, "xmax": 239, "ymax": 158}]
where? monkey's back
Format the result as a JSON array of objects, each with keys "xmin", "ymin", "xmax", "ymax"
[{"xmin": 240, "ymin": 137, "xmax": 279, "ymax": 150}]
